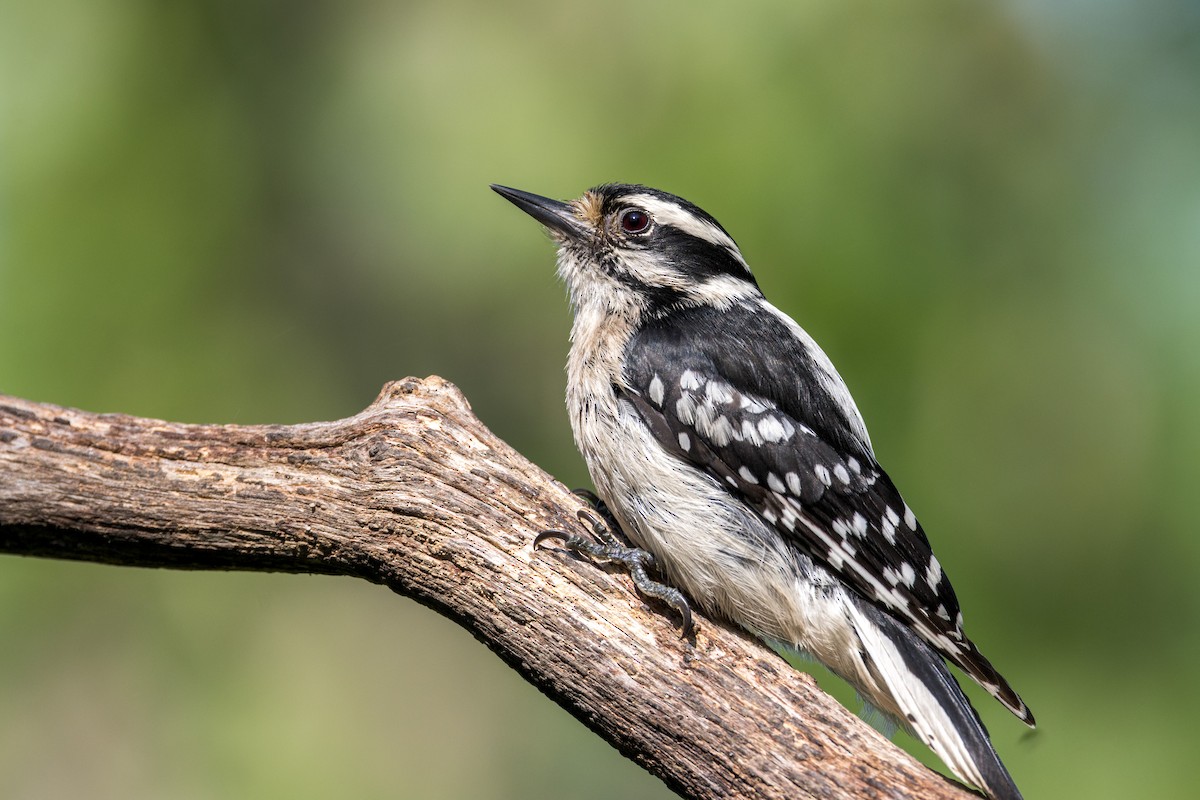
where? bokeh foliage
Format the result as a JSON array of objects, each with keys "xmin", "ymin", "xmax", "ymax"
[{"xmin": 2, "ymin": 1, "xmax": 1198, "ymax": 797}]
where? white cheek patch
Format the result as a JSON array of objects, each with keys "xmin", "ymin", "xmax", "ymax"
[{"xmin": 617, "ymin": 248, "xmax": 690, "ymax": 290}]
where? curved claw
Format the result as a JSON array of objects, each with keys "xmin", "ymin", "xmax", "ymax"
[
  {"xmin": 572, "ymin": 488, "xmax": 601, "ymax": 505},
  {"xmin": 576, "ymin": 508, "xmax": 604, "ymax": 531},
  {"xmin": 533, "ymin": 529, "xmax": 572, "ymax": 549},
  {"xmin": 671, "ymin": 598, "xmax": 694, "ymax": 639},
  {"xmin": 577, "ymin": 508, "xmax": 622, "ymax": 547}
]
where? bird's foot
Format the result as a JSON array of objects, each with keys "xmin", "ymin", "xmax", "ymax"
[{"xmin": 535, "ymin": 499, "xmax": 694, "ymax": 637}]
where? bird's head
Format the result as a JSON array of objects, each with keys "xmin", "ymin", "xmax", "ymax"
[{"xmin": 492, "ymin": 183, "xmax": 760, "ymax": 315}]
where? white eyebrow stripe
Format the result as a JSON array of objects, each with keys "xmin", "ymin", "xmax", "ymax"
[{"xmin": 620, "ymin": 193, "xmax": 748, "ymax": 268}]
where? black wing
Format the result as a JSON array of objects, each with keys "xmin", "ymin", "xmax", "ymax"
[{"xmin": 622, "ymin": 301, "xmax": 1033, "ymax": 725}]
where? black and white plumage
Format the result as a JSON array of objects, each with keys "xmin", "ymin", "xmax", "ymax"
[{"xmin": 493, "ymin": 182, "xmax": 1034, "ymax": 799}]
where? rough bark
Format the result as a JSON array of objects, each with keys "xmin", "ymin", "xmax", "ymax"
[{"xmin": 0, "ymin": 376, "xmax": 976, "ymax": 800}]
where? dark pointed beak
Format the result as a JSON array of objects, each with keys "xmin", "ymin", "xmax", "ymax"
[{"xmin": 491, "ymin": 184, "xmax": 589, "ymax": 241}]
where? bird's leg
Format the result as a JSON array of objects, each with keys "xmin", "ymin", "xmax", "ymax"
[{"xmin": 535, "ymin": 495, "xmax": 694, "ymax": 637}]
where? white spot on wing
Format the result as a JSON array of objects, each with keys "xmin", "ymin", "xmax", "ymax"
[
  {"xmin": 925, "ymin": 555, "xmax": 942, "ymax": 589},
  {"xmin": 833, "ymin": 464, "xmax": 850, "ymax": 484},
  {"xmin": 780, "ymin": 507, "xmax": 798, "ymax": 530},
  {"xmin": 695, "ymin": 399, "xmax": 717, "ymax": 432},
  {"xmin": 680, "ymin": 370, "xmax": 703, "ymax": 391},
  {"xmin": 648, "ymin": 375, "xmax": 664, "ymax": 406},
  {"xmin": 677, "ymin": 432, "xmax": 691, "ymax": 451},
  {"xmin": 709, "ymin": 414, "xmax": 734, "ymax": 446},
  {"xmin": 904, "ymin": 504, "xmax": 917, "ymax": 530},
  {"xmin": 767, "ymin": 472, "xmax": 786, "ymax": 493},
  {"xmin": 740, "ymin": 395, "xmax": 772, "ymax": 413},
  {"xmin": 900, "ymin": 562, "xmax": 916, "ymax": 588},
  {"xmin": 786, "ymin": 472, "xmax": 802, "ymax": 495},
  {"xmin": 757, "ymin": 416, "xmax": 789, "ymax": 443},
  {"xmin": 740, "ymin": 419, "xmax": 763, "ymax": 445},
  {"xmin": 676, "ymin": 393, "xmax": 696, "ymax": 425},
  {"xmin": 705, "ymin": 380, "xmax": 734, "ymax": 405},
  {"xmin": 738, "ymin": 466, "xmax": 758, "ymax": 485},
  {"xmin": 814, "ymin": 465, "xmax": 831, "ymax": 486},
  {"xmin": 851, "ymin": 512, "xmax": 868, "ymax": 537}
]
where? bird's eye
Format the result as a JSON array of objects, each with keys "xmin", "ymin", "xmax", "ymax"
[{"xmin": 618, "ymin": 208, "xmax": 651, "ymax": 235}]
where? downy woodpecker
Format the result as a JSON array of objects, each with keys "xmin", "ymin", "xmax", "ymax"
[{"xmin": 493, "ymin": 182, "xmax": 1033, "ymax": 800}]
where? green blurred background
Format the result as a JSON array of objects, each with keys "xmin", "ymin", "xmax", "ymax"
[{"xmin": 2, "ymin": 0, "xmax": 1197, "ymax": 797}]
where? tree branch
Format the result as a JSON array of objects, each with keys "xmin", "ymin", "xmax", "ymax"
[{"xmin": 0, "ymin": 377, "xmax": 975, "ymax": 800}]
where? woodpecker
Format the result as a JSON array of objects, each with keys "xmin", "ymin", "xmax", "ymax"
[{"xmin": 492, "ymin": 182, "xmax": 1033, "ymax": 799}]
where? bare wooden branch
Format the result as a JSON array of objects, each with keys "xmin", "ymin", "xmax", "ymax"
[{"xmin": 0, "ymin": 377, "xmax": 975, "ymax": 800}]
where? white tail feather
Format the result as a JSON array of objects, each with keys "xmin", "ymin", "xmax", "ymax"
[{"xmin": 846, "ymin": 600, "xmax": 1022, "ymax": 800}]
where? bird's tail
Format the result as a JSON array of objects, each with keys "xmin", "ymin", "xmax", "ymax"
[{"xmin": 846, "ymin": 599, "xmax": 1023, "ymax": 800}]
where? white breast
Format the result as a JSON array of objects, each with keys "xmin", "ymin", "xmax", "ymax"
[{"xmin": 563, "ymin": 303, "xmax": 862, "ymax": 668}]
